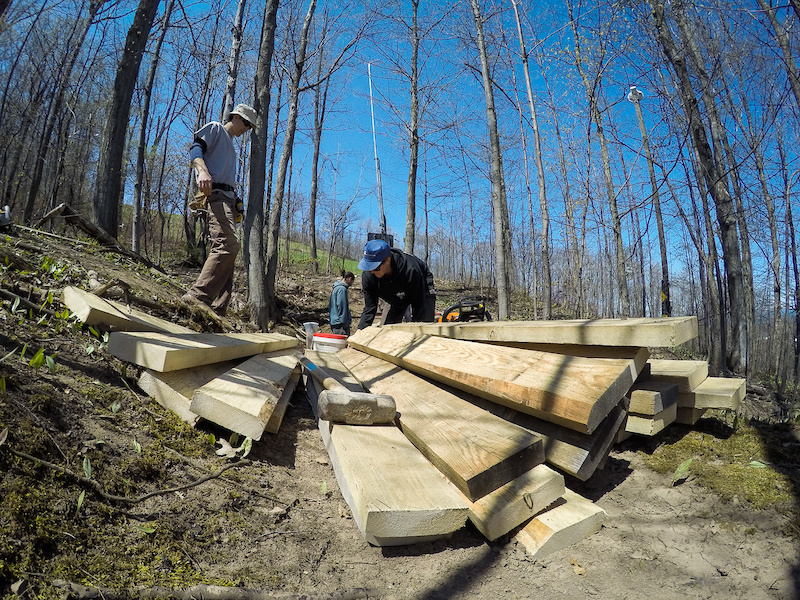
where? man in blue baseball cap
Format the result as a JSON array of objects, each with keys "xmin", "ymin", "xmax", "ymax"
[{"xmin": 357, "ymin": 238, "xmax": 436, "ymax": 329}]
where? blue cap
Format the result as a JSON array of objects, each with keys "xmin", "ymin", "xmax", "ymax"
[{"xmin": 358, "ymin": 239, "xmax": 391, "ymax": 271}]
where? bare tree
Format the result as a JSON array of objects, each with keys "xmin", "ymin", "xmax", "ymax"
[
  {"xmin": 511, "ymin": 0, "xmax": 550, "ymax": 318},
  {"xmin": 244, "ymin": 0, "xmax": 280, "ymax": 329},
  {"xmin": 469, "ymin": 0, "xmax": 510, "ymax": 320},
  {"xmin": 567, "ymin": 0, "xmax": 629, "ymax": 316},
  {"xmin": 22, "ymin": 0, "xmax": 104, "ymax": 225},
  {"xmin": 93, "ymin": 0, "xmax": 160, "ymax": 239},
  {"xmin": 222, "ymin": 0, "xmax": 248, "ymax": 121},
  {"xmin": 132, "ymin": 0, "xmax": 175, "ymax": 253},
  {"xmin": 650, "ymin": 0, "xmax": 748, "ymax": 373}
]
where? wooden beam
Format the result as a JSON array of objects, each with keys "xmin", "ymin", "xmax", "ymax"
[
  {"xmin": 460, "ymin": 464, "xmax": 564, "ymax": 541},
  {"xmin": 646, "ymin": 359, "xmax": 708, "ymax": 392},
  {"xmin": 384, "ymin": 316, "xmax": 698, "ymax": 347},
  {"xmin": 305, "ymin": 376, "xmax": 468, "ymax": 546},
  {"xmin": 108, "ymin": 331, "xmax": 298, "ymax": 372},
  {"xmin": 335, "ymin": 348, "xmax": 545, "ymax": 500},
  {"xmin": 472, "ymin": 395, "xmax": 629, "ymax": 481},
  {"xmin": 624, "ymin": 403, "xmax": 677, "ymax": 436},
  {"xmin": 628, "ymin": 380, "xmax": 678, "ymax": 415},
  {"xmin": 675, "ymin": 407, "xmax": 707, "ymax": 425},
  {"xmin": 137, "ymin": 359, "xmax": 244, "ymax": 424},
  {"xmin": 189, "ymin": 350, "xmax": 301, "ymax": 440},
  {"xmin": 348, "ymin": 327, "xmax": 639, "ymax": 434},
  {"xmin": 514, "ymin": 489, "xmax": 606, "ymax": 560},
  {"xmin": 63, "ymin": 286, "xmax": 194, "ymax": 334},
  {"xmin": 677, "ymin": 376, "xmax": 745, "ymax": 410},
  {"xmin": 264, "ymin": 366, "xmax": 301, "ymax": 434}
]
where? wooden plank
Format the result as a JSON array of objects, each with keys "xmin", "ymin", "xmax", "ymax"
[
  {"xmin": 628, "ymin": 380, "xmax": 679, "ymax": 415},
  {"xmin": 461, "ymin": 464, "xmax": 564, "ymax": 541},
  {"xmin": 624, "ymin": 402, "xmax": 677, "ymax": 436},
  {"xmin": 384, "ymin": 316, "xmax": 698, "ymax": 347},
  {"xmin": 305, "ymin": 376, "xmax": 468, "ymax": 546},
  {"xmin": 514, "ymin": 489, "xmax": 606, "ymax": 560},
  {"xmin": 646, "ymin": 359, "xmax": 709, "ymax": 393},
  {"xmin": 473, "ymin": 395, "xmax": 629, "ymax": 481},
  {"xmin": 190, "ymin": 350, "xmax": 301, "ymax": 440},
  {"xmin": 348, "ymin": 327, "xmax": 639, "ymax": 434},
  {"xmin": 137, "ymin": 359, "xmax": 243, "ymax": 424},
  {"xmin": 335, "ymin": 348, "xmax": 546, "ymax": 500},
  {"xmin": 483, "ymin": 343, "xmax": 649, "ymax": 387},
  {"xmin": 676, "ymin": 407, "xmax": 708, "ymax": 425},
  {"xmin": 108, "ymin": 331, "xmax": 298, "ymax": 372},
  {"xmin": 677, "ymin": 376, "xmax": 745, "ymax": 410},
  {"xmin": 264, "ymin": 366, "xmax": 301, "ymax": 434},
  {"xmin": 63, "ymin": 285, "xmax": 194, "ymax": 334}
]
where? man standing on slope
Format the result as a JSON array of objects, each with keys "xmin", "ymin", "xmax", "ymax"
[
  {"xmin": 357, "ymin": 239, "xmax": 436, "ymax": 329},
  {"xmin": 182, "ymin": 103, "xmax": 256, "ymax": 316}
]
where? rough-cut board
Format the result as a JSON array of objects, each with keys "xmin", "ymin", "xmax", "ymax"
[
  {"xmin": 460, "ymin": 464, "xmax": 565, "ymax": 541},
  {"xmin": 677, "ymin": 376, "xmax": 745, "ymax": 410},
  {"xmin": 624, "ymin": 403, "xmax": 677, "ymax": 436},
  {"xmin": 189, "ymin": 350, "xmax": 301, "ymax": 440},
  {"xmin": 646, "ymin": 359, "xmax": 709, "ymax": 393},
  {"xmin": 514, "ymin": 489, "xmax": 606, "ymax": 560},
  {"xmin": 108, "ymin": 331, "xmax": 298, "ymax": 372},
  {"xmin": 676, "ymin": 407, "xmax": 707, "ymax": 425},
  {"xmin": 305, "ymin": 376, "xmax": 468, "ymax": 546},
  {"xmin": 628, "ymin": 380, "xmax": 679, "ymax": 415},
  {"xmin": 384, "ymin": 316, "xmax": 698, "ymax": 347},
  {"xmin": 483, "ymin": 343, "xmax": 649, "ymax": 383},
  {"xmin": 348, "ymin": 327, "xmax": 639, "ymax": 434},
  {"xmin": 335, "ymin": 348, "xmax": 545, "ymax": 500},
  {"xmin": 264, "ymin": 367, "xmax": 301, "ymax": 434},
  {"xmin": 137, "ymin": 359, "xmax": 244, "ymax": 424},
  {"xmin": 63, "ymin": 285, "xmax": 194, "ymax": 334},
  {"xmin": 471, "ymin": 394, "xmax": 629, "ymax": 481}
]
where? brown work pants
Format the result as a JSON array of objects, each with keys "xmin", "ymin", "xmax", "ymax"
[{"xmin": 187, "ymin": 192, "xmax": 241, "ymax": 315}]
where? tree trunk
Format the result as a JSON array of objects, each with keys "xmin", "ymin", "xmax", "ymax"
[
  {"xmin": 265, "ymin": 0, "xmax": 317, "ymax": 322},
  {"xmin": 309, "ymin": 24, "xmax": 331, "ymax": 275},
  {"xmin": 469, "ymin": 0, "xmax": 510, "ymax": 320},
  {"xmin": 222, "ymin": 0, "xmax": 247, "ymax": 121},
  {"xmin": 629, "ymin": 88, "xmax": 670, "ymax": 317},
  {"xmin": 511, "ymin": 0, "xmax": 550, "ymax": 319},
  {"xmin": 132, "ymin": 0, "xmax": 174, "ymax": 254},
  {"xmin": 244, "ymin": 0, "xmax": 280, "ymax": 330},
  {"xmin": 93, "ymin": 0, "xmax": 160, "ymax": 239},
  {"xmin": 650, "ymin": 0, "xmax": 747, "ymax": 374},
  {"xmin": 404, "ymin": 0, "xmax": 420, "ymax": 255},
  {"xmin": 568, "ymin": 1, "xmax": 629, "ymax": 317},
  {"xmin": 23, "ymin": 0, "xmax": 103, "ymax": 225}
]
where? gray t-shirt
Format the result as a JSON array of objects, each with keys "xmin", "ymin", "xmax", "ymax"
[{"xmin": 191, "ymin": 121, "xmax": 237, "ymax": 196}]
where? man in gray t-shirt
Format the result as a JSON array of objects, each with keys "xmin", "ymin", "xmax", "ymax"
[{"xmin": 182, "ymin": 103, "xmax": 256, "ymax": 316}]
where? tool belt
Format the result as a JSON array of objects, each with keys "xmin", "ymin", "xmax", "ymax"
[{"xmin": 212, "ymin": 182, "xmax": 234, "ymax": 192}]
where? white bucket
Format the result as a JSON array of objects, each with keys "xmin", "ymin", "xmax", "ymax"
[
  {"xmin": 312, "ymin": 333, "xmax": 348, "ymax": 353},
  {"xmin": 303, "ymin": 322, "xmax": 319, "ymax": 348}
]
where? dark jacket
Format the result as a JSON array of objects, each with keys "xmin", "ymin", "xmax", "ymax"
[
  {"xmin": 358, "ymin": 248, "xmax": 436, "ymax": 329},
  {"xmin": 328, "ymin": 279, "xmax": 352, "ymax": 328}
]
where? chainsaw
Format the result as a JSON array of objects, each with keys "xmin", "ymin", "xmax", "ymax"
[{"xmin": 435, "ymin": 296, "xmax": 491, "ymax": 322}]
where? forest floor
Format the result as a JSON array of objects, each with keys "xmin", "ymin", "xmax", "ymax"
[{"xmin": 0, "ymin": 224, "xmax": 799, "ymax": 600}]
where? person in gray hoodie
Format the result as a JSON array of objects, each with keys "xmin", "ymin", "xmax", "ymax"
[{"xmin": 328, "ymin": 271, "xmax": 355, "ymax": 336}]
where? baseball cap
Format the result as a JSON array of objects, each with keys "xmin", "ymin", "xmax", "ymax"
[{"xmin": 358, "ymin": 239, "xmax": 391, "ymax": 271}]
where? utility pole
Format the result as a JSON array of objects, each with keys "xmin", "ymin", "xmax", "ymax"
[
  {"xmin": 628, "ymin": 85, "xmax": 671, "ymax": 317},
  {"xmin": 368, "ymin": 62, "xmax": 387, "ymax": 238}
]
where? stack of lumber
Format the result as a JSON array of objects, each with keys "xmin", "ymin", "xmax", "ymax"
[
  {"xmin": 62, "ymin": 286, "xmax": 301, "ymax": 440},
  {"xmin": 110, "ymin": 331, "xmax": 301, "ymax": 440},
  {"xmin": 307, "ymin": 316, "xmax": 745, "ymax": 556}
]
